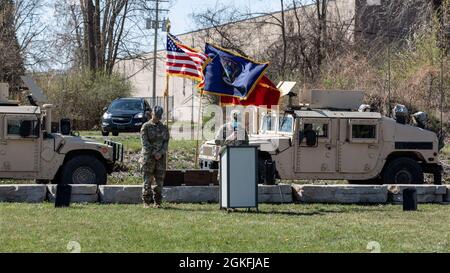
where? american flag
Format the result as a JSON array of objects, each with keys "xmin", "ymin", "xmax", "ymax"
[{"xmin": 166, "ymin": 34, "xmax": 208, "ymax": 84}]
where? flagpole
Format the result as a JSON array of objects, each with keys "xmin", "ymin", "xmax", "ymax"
[
  {"xmin": 195, "ymin": 90, "xmax": 203, "ymax": 168},
  {"xmin": 164, "ymin": 22, "xmax": 171, "ymax": 170},
  {"xmin": 164, "ymin": 21, "xmax": 171, "ymax": 127}
]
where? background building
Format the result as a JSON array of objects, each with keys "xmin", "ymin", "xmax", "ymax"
[{"xmin": 116, "ymin": 0, "xmax": 421, "ymax": 122}]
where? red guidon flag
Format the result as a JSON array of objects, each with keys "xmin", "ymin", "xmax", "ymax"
[
  {"xmin": 220, "ymin": 76, "xmax": 280, "ymax": 107},
  {"xmin": 166, "ymin": 33, "xmax": 209, "ymax": 83}
]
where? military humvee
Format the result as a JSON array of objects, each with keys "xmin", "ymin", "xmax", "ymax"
[
  {"xmin": 199, "ymin": 90, "xmax": 443, "ymax": 185},
  {"xmin": 0, "ymin": 78, "xmax": 123, "ymax": 184}
]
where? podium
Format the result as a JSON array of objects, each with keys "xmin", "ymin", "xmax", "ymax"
[{"xmin": 219, "ymin": 146, "xmax": 258, "ymax": 210}]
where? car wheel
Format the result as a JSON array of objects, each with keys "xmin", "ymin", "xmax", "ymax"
[
  {"xmin": 60, "ymin": 155, "xmax": 107, "ymax": 185},
  {"xmin": 101, "ymin": 130, "xmax": 109, "ymax": 136},
  {"xmin": 112, "ymin": 131, "xmax": 119, "ymax": 136},
  {"xmin": 383, "ymin": 157, "xmax": 424, "ymax": 184}
]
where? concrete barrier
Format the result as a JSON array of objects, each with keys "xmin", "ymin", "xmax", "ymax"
[
  {"xmin": 0, "ymin": 185, "xmax": 47, "ymax": 203},
  {"xmin": 47, "ymin": 184, "xmax": 99, "ymax": 203},
  {"xmin": 292, "ymin": 184, "xmax": 388, "ymax": 204},
  {"xmin": 444, "ymin": 186, "xmax": 450, "ymax": 203},
  {"xmin": 99, "ymin": 185, "xmax": 219, "ymax": 204},
  {"xmin": 387, "ymin": 185, "xmax": 447, "ymax": 203},
  {"xmin": 164, "ymin": 186, "xmax": 219, "ymax": 203},
  {"xmin": 258, "ymin": 184, "xmax": 292, "ymax": 203},
  {"xmin": 99, "ymin": 184, "xmax": 292, "ymax": 204},
  {"xmin": 99, "ymin": 185, "xmax": 142, "ymax": 204},
  {"xmin": 0, "ymin": 183, "xmax": 448, "ymax": 205}
]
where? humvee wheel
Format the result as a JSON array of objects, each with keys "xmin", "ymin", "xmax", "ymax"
[
  {"xmin": 383, "ymin": 157, "xmax": 424, "ymax": 184},
  {"xmin": 60, "ymin": 155, "xmax": 107, "ymax": 185},
  {"xmin": 101, "ymin": 130, "xmax": 109, "ymax": 136}
]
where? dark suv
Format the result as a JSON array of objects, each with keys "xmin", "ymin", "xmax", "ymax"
[{"xmin": 101, "ymin": 97, "xmax": 151, "ymax": 136}]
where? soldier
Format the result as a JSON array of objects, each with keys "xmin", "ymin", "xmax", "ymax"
[
  {"xmin": 214, "ymin": 111, "xmax": 249, "ymax": 183},
  {"xmin": 214, "ymin": 111, "xmax": 249, "ymax": 146},
  {"xmin": 140, "ymin": 105, "xmax": 170, "ymax": 208}
]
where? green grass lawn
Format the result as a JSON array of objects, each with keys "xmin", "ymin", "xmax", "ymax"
[
  {"xmin": 80, "ymin": 131, "xmax": 143, "ymax": 153},
  {"xmin": 75, "ymin": 132, "xmax": 198, "ymax": 184},
  {"xmin": 80, "ymin": 131, "xmax": 199, "ymax": 154},
  {"xmin": 1, "ymin": 202, "xmax": 450, "ymax": 253}
]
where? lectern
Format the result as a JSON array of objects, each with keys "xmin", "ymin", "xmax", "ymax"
[{"xmin": 220, "ymin": 146, "xmax": 258, "ymax": 210}]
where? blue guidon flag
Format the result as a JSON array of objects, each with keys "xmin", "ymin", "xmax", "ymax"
[{"xmin": 201, "ymin": 43, "xmax": 269, "ymax": 99}]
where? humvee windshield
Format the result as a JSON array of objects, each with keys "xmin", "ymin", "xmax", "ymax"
[
  {"xmin": 279, "ymin": 116, "xmax": 294, "ymax": 133},
  {"xmin": 261, "ymin": 115, "xmax": 293, "ymax": 133}
]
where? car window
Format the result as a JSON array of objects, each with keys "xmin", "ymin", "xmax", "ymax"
[
  {"xmin": 109, "ymin": 100, "xmax": 143, "ymax": 111},
  {"xmin": 303, "ymin": 123, "xmax": 328, "ymax": 138},
  {"xmin": 352, "ymin": 124, "xmax": 376, "ymax": 139},
  {"xmin": 7, "ymin": 119, "xmax": 39, "ymax": 137}
]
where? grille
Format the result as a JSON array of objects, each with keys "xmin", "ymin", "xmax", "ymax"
[
  {"xmin": 104, "ymin": 140, "xmax": 124, "ymax": 162},
  {"xmin": 112, "ymin": 116, "xmax": 132, "ymax": 124}
]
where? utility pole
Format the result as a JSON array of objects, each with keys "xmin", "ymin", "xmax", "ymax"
[
  {"xmin": 152, "ymin": 0, "xmax": 159, "ymax": 102},
  {"xmin": 146, "ymin": 0, "xmax": 169, "ymax": 104}
]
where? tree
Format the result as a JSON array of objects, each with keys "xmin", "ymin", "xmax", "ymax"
[
  {"xmin": 79, "ymin": 0, "xmax": 130, "ymax": 74},
  {"xmin": 53, "ymin": 0, "xmax": 171, "ymax": 75},
  {"xmin": 0, "ymin": 0, "xmax": 25, "ymax": 91},
  {"xmin": 191, "ymin": 0, "xmax": 353, "ymax": 82},
  {"xmin": 13, "ymin": 0, "xmax": 47, "ymax": 69}
]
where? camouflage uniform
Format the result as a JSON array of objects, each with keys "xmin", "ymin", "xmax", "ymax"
[{"xmin": 140, "ymin": 119, "xmax": 170, "ymax": 205}]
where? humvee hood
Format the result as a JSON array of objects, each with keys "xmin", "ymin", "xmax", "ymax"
[
  {"xmin": 202, "ymin": 134, "xmax": 292, "ymax": 153},
  {"xmin": 249, "ymin": 136, "xmax": 292, "ymax": 152},
  {"xmin": 53, "ymin": 134, "xmax": 113, "ymax": 160}
]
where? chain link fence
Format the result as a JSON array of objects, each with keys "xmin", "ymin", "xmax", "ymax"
[{"xmin": 144, "ymin": 96, "xmax": 174, "ymax": 121}]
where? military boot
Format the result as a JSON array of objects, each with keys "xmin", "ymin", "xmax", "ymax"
[{"xmin": 154, "ymin": 194, "xmax": 162, "ymax": 208}]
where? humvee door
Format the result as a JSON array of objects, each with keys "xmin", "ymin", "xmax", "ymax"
[
  {"xmin": 338, "ymin": 118, "xmax": 380, "ymax": 173},
  {"xmin": 0, "ymin": 114, "xmax": 40, "ymax": 173},
  {"xmin": 294, "ymin": 117, "xmax": 336, "ymax": 173}
]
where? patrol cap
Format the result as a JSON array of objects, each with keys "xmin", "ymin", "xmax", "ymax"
[{"xmin": 153, "ymin": 105, "xmax": 164, "ymax": 119}]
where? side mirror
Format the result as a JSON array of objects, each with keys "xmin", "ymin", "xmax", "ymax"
[
  {"xmin": 19, "ymin": 120, "xmax": 32, "ymax": 137},
  {"xmin": 103, "ymin": 106, "xmax": 108, "ymax": 112},
  {"xmin": 60, "ymin": 118, "xmax": 71, "ymax": 135}
]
